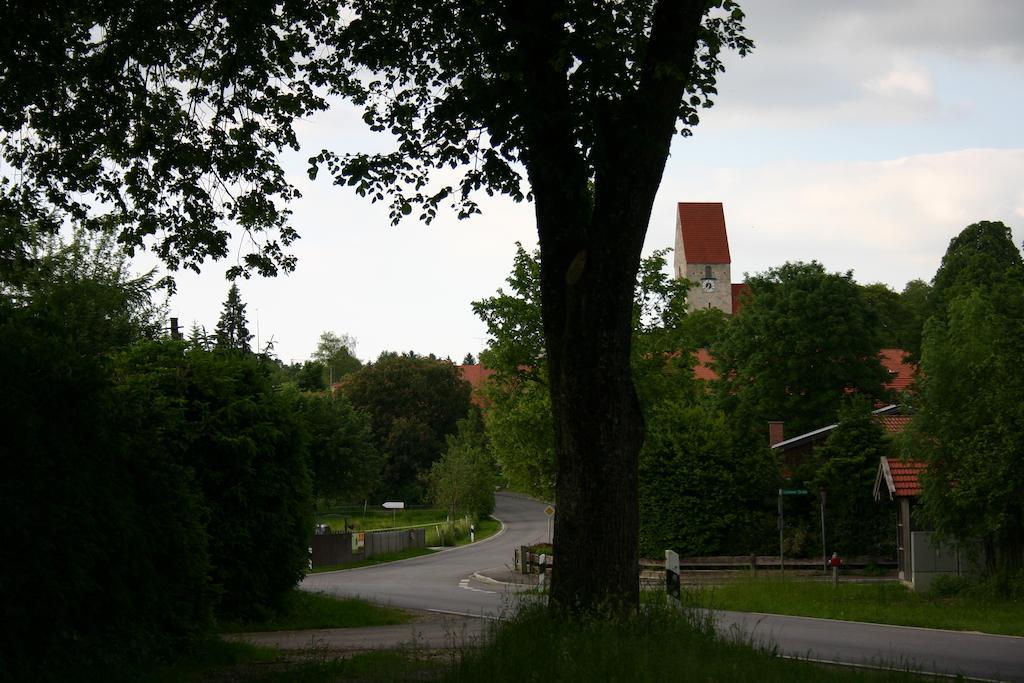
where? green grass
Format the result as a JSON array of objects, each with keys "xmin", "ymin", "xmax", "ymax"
[
  {"xmin": 427, "ymin": 516, "xmax": 502, "ymax": 547},
  {"xmin": 140, "ymin": 639, "xmax": 437, "ymax": 682},
  {"xmin": 317, "ymin": 507, "xmax": 452, "ymax": 531},
  {"xmin": 235, "ymin": 651, "xmax": 442, "ymax": 682},
  {"xmin": 446, "ymin": 602, "xmax": 936, "ymax": 682},
  {"xmin": 220, "ymin": 589, "xmax": 412, "ymax": 632},
  {"xmin": 139, "ymin": 638, "xmax": 279, "ymax": 682},
  {"xmin": 686, "ymin": 577, "xmax": 1024, "ymax": 636},
  {"xmin": 311, "ymin": 546, "xmax": 439, "ymax": 572}
]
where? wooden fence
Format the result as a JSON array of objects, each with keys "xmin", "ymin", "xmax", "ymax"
[
  {"xmin": 515, "ymin": 549, "xmax": 895, "ymax": 576},
  {"xmin": 310, "ymin": 527, "xmax": 426, "ymax": 568}
]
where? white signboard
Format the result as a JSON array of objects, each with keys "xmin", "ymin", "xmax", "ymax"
[{"xmin": 383, "ymin": 501, "xmax": 405, "ymax": 509}]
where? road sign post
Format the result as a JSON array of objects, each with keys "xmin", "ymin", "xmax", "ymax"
[
  {"xmin": 544, "ymin": 504, "xmax": 555, "ymax": 544},
  {"xmin": 777, "ymin": 489, "xmax": 784, "ymax": 571},
  {"xmin": 665, "ymin": 549, "xmax": 681, "ymax": 605},
  {"xmin": 383, "ymin": 501, "xmax": 404, "ymax": 529}
]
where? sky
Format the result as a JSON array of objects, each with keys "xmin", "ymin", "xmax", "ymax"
[{"xmin": 154, "ymin": 0, "xmax": 1024, "ymax": 365}]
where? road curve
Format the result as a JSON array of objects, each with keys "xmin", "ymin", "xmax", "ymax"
[
  {"xmin": 301, "ymin": 493, "xmax": 1024, "ymax": 680},
  {"xmin": 301, "ymin": 492, "xmax": 548, "ymax": 617}
]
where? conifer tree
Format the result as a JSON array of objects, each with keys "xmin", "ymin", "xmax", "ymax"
[{"xmin": 214, "ymin": 284, "xmax": 252, "ymax": 353}]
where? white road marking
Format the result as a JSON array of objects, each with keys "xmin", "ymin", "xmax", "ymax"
[{"xmin": 458, "ymin": 578, "xmax": 496, "ymax": 594}]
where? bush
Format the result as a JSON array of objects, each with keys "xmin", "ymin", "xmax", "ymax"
[
  {"xmin": 0, "ymin": 308, "xmax": 212, "ymax": 679},
  {"xmin": 929, "ymin": 570, "xmax": 1024, "ymax": 602},
  {"xmin": 432, "ymin": 516, "xmax": 476, "ymax": 546},
  {"xmin": 115, "ymin": 342, "xmax": 314, "ymax": 620},
  {"xmin": 639, "ymin": 402, "xmax": 777, "ymax": 557}
]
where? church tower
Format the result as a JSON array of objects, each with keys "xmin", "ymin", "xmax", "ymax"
[{"xmin": 674, "ymin": 202, "xmax": 734, "ymax": 314}]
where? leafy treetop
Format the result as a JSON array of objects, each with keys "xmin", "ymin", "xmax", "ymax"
[
  {"xmin": 713, "ymin": 261, "xmax": 892, "ymax": 438},
  {"xmin": 1, "ymin": 0, "xmax": 337, "ymax": 280}
]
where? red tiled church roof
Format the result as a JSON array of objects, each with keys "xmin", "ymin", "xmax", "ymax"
[
  {"xmin": 678, "ymin": 203, "xmax": 731, "ymax": 264},
  {"xmin": 459, "ymin": 364, "xmax": 494, "ymax": 390}
]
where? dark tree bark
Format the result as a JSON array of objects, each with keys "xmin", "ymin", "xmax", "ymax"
[{"xmin": 506, "ymin": 0, "xmax": 707, "ymax": 610}]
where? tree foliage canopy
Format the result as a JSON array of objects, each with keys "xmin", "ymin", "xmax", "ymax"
[
  {"xmin": 808, "ymin": 398, "xmax": 893, "ymax": 557},
  {"xmin": 290, "ymin": 388, "xmax": 381, "ymax": 502},
  {"xmin": 426, "ymin": 411, "xmax": 496, "ymax": 517},
  {"xmin": 910, "ymin": 223, "xmax": 1024, "ymax": 570},
  {"xmin": 342, "ymin": 352, "xmax": 472, "ymax": 501},
  {"xmin": 713, "ymin": 261, "xmax": 892, "ymax": 438},
  {"xmin": 1, "ymin": 0, "xmax": 338, "ymax": 279},
  {"xmin": 309, "ymin": 1, "xmax": 751, "ymax": 223}
]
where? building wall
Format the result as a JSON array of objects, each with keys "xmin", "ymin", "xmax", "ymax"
[{"xmin": 683, "ymin": 262, "xmax": 733, "ymax": 314}]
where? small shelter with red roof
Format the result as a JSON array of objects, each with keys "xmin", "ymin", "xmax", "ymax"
[{"xmin": 874, "ymin": 456, "xmax": 927, "ymax": 582}]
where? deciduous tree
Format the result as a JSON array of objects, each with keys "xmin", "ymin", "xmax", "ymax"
[
  {"xmin": 290, "ymin": 388, "xmax": 382, "ymax": 503},
  {"xmin": 909, "ymin": 223, "xmax": 1024, "ymax": 572},
  {"xmin": 426, "ymin": 411, "xmax": 496, "ymax": 517},
  {"xmin": 808, "ymin": 397, "xmax": 893, "ymax": 557},
  {"xmin": 713, "ymin": 261, "xmax": 892, "ymax": 439},
  {"xmin": 342, "ymin": 352, "xmax": 472, "ymax": 502},
  {"xmin": 3, "ymin": 0, "xmax": 752, "ymax": 611}
]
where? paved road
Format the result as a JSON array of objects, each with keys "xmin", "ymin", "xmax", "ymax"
[
  {"xmin": 301, "ymin": 493, "xmax": 1024, "ymax": 681},
  {"xmin": 302, "ymin": 492, "xmax": 548, "ymax": 617},
  {"xmin": 717, "ymin": 610, "xmax": 1024, "ymax": 681}
]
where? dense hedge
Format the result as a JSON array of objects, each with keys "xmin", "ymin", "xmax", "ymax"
[
  {"xmin": 0, "ymin": 312, "xmax": 315, "ymax": 677},
  {"xmin": 639, "ymin": 401, "xmax": 777, "ymax": 558},
  {"xmin": 114, "ymin": 342, "xmax": 314, "ymax": 620},
  {"xmin": 0, "ymin": 308, "xmax": 213, "ymax": 679}
]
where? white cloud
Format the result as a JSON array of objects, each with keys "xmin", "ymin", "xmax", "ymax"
[
  {"xmin": 704, "ymin": 0, "xmax": 1023, "ymax": 130},
  {"xmin": 652, "ymin": 148, "xmax": 1024, "ymax": 289},
  {"xmin": 863, "ymin": 63, "xmax": 934, "ymax": 99}
]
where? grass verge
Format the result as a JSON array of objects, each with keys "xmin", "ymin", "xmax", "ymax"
[
  {"xmin": 138, "ymin": 638, "xmax": 279, "ymax": 682},
  {"xmin": 220, "ymin": 589, "xmax": 412, "ymax": 632},
  {"xmin": 430, "ymin": 516, "xmax": 502, "ymax": 547},
  {"xmin": 317, "ymin": 507, "xmax": 451, "ymax": 531},
  {"xmin": 687, "ymin": 577, "xmax": 1024, "ymax": 636},
  {"xmin": 140, "ymin": 640, "xmax": 437, "ymax": 682},
  {"xmin": 447, "ymin": 601, "xmax": 934, "ymax": 682}
]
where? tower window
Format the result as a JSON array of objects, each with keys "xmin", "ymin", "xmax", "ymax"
[{"xmin": 704, "ymin": 265, "xmax": 713, "ymax": 279}]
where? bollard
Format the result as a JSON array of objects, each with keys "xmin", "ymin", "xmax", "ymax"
[
  {"xmin": 829, "ymin": 552, "xmax": 842, "ymax": 586},
  {"xmin": 538, "ymin": 553, "xmax": 547, "ymax": 590}
]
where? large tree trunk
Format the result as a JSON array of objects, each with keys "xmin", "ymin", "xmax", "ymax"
[
  {"xmin": 509, "ymin": 0, "xmax": 707, "ymax": 611},
  {"xmin": 540, "ymin": 217, "xmax": 648, "ymax": 611}
]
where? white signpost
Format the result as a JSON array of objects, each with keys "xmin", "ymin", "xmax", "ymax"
[{"xmin": 665, "ymin": 549, "xmax": 681, "ymax": 605}]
